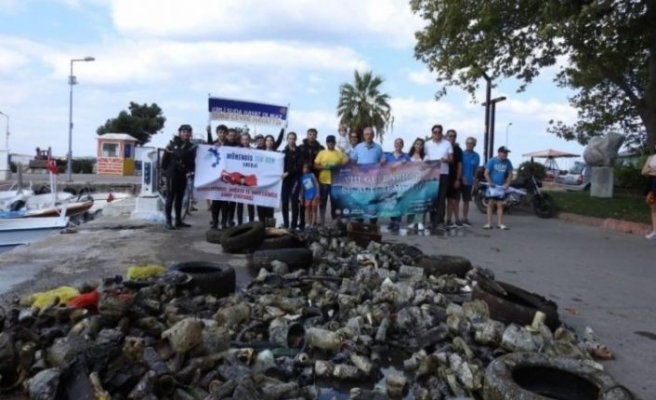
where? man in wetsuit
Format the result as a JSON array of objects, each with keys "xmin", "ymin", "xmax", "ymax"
[{"xmin": 161, "ymin": 124, "xmax": 196, "ymax": 230}]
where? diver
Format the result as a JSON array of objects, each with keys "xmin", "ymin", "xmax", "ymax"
[{"xmin": 161, "ymin": 124, "xmax": 196, "ymax": 230}]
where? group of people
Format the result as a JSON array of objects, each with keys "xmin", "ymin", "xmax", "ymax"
[{"xmin": 160, "ymin": 122, "xmax": 516, "ymax": 231}]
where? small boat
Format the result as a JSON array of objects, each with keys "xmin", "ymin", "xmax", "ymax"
[
  {"xmin": 88, "ymin": 192, "xmax": 133, "ymax": 215},
  {"xmin": 0, "ymin": 213, "xmax": 69, "ymax": 248},
  {"xmin": 22, "ymin": 199, "xmax": 94, "ymax": 218}
]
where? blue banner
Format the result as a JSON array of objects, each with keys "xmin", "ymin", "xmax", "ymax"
[
  {"xmin": 208, "ymin": 97, "xmax": 289, "ymax": 127},
  {"xmin": 331, "ymin": 161, "xmax": 441, "ymax": 219}
]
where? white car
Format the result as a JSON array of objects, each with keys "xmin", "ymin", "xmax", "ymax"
[{"xmin": 556, "ymin": 162, "xmax": 591, "ymax": 191}]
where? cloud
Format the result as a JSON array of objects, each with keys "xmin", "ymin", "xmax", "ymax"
[
  {"xmin": 407, "ymin": 69, "xmax": 436, "ymax": 85},
  {"xmin": 107, "ymin": 0, "xmax": 423, "ymax": 48}
]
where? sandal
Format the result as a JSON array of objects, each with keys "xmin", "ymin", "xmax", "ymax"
[
  {"xmin": 498, "ymin": 224, "xmax": 508, "ymax": 230},
  {"xmin": 483, "ymin": 224, "xmax": 492, "ymax": 230}
]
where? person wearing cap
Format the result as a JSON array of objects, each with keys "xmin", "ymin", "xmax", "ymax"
[
  {"xmin": 314, "ymin": 135, "xmax": 348, "ymax": 225},
  {"xmin": 160, "ymin": 124, "xmax": 196, "ymax": 230},
  {"xmin": 483, "ymin": 146, "xmax": 514, "ymax": 230}
]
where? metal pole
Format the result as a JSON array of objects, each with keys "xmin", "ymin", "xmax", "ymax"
[
  {"xmin": 482, "ymin": 73, "xmax": 492, "ymax": 164},
  {"xmin": 489, "ymin": 102, "xmax": 497, "ymax": 160},
  {"xmin": 505, "ymin": 122, "xmax": 512, "ymax": 147},
  {"xmin": 67, "ymin": 60, "xmax": 74, "ymax": 182}
]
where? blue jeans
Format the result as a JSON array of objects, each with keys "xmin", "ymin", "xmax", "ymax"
[{"xmin": 319, "ymin": 183, "xmax": 335, "ymax": 223}]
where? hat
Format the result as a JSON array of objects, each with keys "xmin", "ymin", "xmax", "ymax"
[
  {"xmin": 326, "ymin": 135, "xmax": 336, "ymax": 143},
  {"xmin": 498, "ymin": 146, "xmax": 511, "ymax": 153}
]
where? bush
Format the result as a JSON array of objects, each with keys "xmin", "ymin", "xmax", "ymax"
[
  {"xmin": 517, "ymin": 161, "xmax": 547, "ymax": 180},
  {"xmin": 72, "ymin": 160, "xmax": 94, "ymax": 174},
  {"xmin": 615, "ymin": 154, "xmax": 649, "ymax": 194}
]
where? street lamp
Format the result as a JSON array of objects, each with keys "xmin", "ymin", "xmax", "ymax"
[
  {"xmin": 0, "ymin": 111, "xmax": 8, "ymax": 149},
  {"xmin": 505, "ymin": 122, "xmax": 513, "ymax": 147},
  {"xmin": 67, "ymin": 56, "xmax": 95, "ymax": 182},
  {"xmin": 481, "ymin": 96, "xmax": 507, "ymax": 160}
]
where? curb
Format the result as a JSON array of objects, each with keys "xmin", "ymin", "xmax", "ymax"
[{"xmin": 558, "ymin": 212, "xmax": 651, "ymax": 236}]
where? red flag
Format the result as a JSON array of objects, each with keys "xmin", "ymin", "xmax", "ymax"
[
  {"xmin": 107, "ymin": 192, "xmax": 115, "ymax": 203},
  {"xmin": 47, "ymin": 155, "xmax": 59, "ymax": 175}
]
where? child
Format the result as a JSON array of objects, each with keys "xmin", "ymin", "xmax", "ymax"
[
  {"xmin": 299, "ymin": 162, "xmax": 320, "ymax": 227},
  {"xmin": 336, "ymin": 124, "xmax": 350, "ymax": 153}
]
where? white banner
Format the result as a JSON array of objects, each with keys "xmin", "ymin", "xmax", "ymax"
[{"xmin": 194, "ymin": 145, "xmax": 284, "ymax": 208}]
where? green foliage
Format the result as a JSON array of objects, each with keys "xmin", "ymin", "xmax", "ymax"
[
  {"xmin": 337, "ymin": 70, "xmax": 393, "ymax": 143},
  {"xmin": 72, "ymin": 160, "xmax": 94, "ymax": 174},
  {"xmin": 549, "ymin": 190, "xmax": 649, "ymax": 224},
  {"xmin": 411, "ymin": 0, "xmax": 656, "ymax": 149},
  {"xmin": 97, "ymin": 102, "xmax": 166, "ymax": 145},
  {"xmin": 615, "ymin": 154, "xmax": 649, "ymax": 195},
  {"xmin": 517, "ymin": 161, "xmax": 546, "ymax": 180}
]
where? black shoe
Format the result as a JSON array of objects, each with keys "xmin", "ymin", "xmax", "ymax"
[
  {"xmin": 210, "ymin": 222, "xmax": 218, "ymax": 229},
  {"xmin": 166, "ymin": 222, "xmax": 175, "ymax": 230},
  {"xmin": 175, "ymin": 221, "xmax": 191, "ymax": 228}
]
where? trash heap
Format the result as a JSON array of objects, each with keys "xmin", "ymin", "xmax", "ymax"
[{"xmin": 0, "ymin": 224, "xmax": 631, "ymax": 400}]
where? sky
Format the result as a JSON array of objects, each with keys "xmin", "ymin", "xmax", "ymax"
[{"xmin": 0, "ymin": 0, "xmax": 588, "ymax": 169}]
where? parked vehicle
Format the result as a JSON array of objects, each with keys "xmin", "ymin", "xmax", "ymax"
[
  {"xmin": 474, "ymin": 174, "xmax": 557, "ymax": 218},
  {"xmin": 555, "ymin": 162, "xmax": 591, "ymax": 191}
]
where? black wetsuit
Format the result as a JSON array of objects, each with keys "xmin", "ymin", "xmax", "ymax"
[{"xmin": 161, "ymin": 136, "xmax": 196, "ymax": 228}]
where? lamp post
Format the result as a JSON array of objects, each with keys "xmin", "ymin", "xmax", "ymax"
[
  {"xmin": 481, "ymin": 96, "xmax": 507, "ymax": 160},
  {"xmin": 505, "ymin": 122, "xmax": 513, "ymax": 147},
  {"xmin": 0, "ymin": 111, "xmax": 8, "ymax": 149},
  {"xmin": 67, "ymin": 56, "xmax": 95, "ymax": 182}
]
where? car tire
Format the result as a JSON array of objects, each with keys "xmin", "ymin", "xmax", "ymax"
[
  {"xmin": 472, "ymin": 280, "xmax": 560, "ymax": 330},
  {"xmin": 205, "ymin": 228, "xmax": 223, "ymax": 245},
  {"xmin": 257, "ymin": 233, "xmax": 303, "ymax": 251},
  {"xmin": 221, "ymin": 222, "xmax": 265, "ymax": 253},
  {"xmin": 247, "ymin": 248, "xmax": 313, "ymax": 271},
  {"xmin": 416, "ymin": 254, "xmax": 473, "ymax": 278},
  {"xmin": 169, "ymin": 262, "xmax": 236, "ymax": 297},
  {"xmin": 484, "ymin": 353, "xmax": 634, "ymax": 400}
]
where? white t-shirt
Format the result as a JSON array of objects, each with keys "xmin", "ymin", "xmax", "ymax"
[{"xmin": 424, "ymin": 139, "xmax": 453, "ymax": 175}]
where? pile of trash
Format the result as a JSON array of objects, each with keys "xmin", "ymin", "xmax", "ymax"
[{"xmin": 0, "ymin": 224, "xmax": 632, "ymax": 399}]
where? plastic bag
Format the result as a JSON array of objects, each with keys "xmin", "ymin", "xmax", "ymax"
[
  {"xmin": 127, "ymin": 264, "xmax": 165, "ymax": 280},
  {"xmin": 485, "ymin": 186, "xmax": 506, "ymax": 199}
]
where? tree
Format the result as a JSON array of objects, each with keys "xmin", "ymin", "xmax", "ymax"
[
  {"xmin": 411, "ymin": 0, "xmax": 656, "ymax": 151},
  {"xmin": 97, "ymin": 102, "xmax": 166, "ymax": 145},
  {"xmin": 337, "ymin": 70, "xmax": 393, "ymax": 143}
]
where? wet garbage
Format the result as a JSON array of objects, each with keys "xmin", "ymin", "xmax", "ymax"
[{"xmin": 0, "ymin": 224, "xmax": 632, "ymax": 399}]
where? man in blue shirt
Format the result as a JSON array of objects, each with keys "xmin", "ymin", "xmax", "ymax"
[
  {"xmin": 351, "ymin": 127, "xmax": 386, "ymax": 225},
  {"xmin": 460, "ymin": 136, "xmax": 480, "ymax": 227},
  {"xmin": 484, "ymin": 146, "xmax": 513, "ymax": 230}
]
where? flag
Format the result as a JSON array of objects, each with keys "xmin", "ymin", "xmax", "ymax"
[
  {"xmin": 107, "ymin": 192, "xmax": 115, "ymax": 203},
  {"xmin": 47, "ymin": 155, "xmax": 59, "ymax": 175}
]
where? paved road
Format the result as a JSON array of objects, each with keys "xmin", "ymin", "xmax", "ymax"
[{"xmin": 380, "ymin": 209, "xmax": 654, "ymax": 399}]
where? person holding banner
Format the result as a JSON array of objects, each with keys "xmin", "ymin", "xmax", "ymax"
[
  {"xmin": 406, "ymin": 138, "xmax": 427, "ymax": 231},
  {"xmin": 160, "ymin": 124, "xmax": 196, "ymax": 230},
  {"xmin": 350, "ymin": 127, "xmax": 386, "ymax": 225},
  {"xmin": 385, "ymin": 138, "xmax": 411, "ymax": 231},
  {"xmin": 256, "ymin": 134, "xmax": 278, "ymax": 224},
  {"xmin": 484, "ymin": 146, "xmax": 513, "ymax": 230},
  {"xmin": 315, "ymin": 135, "xmax": 349, "ymax": 225},
  {"xmin": 281, "ymin": 132, "xmax": 304, "ymax": 229},
  {"xmin": 236, "ymin": 132, "xmax": 256, "ymax": 224},
  {"xmin": 424, "ymin": 124, "xmax": 453, "ymax": 230},
  {"xmin": 221, "ymin": 128, "xmax": 241, "ymax": 228}
]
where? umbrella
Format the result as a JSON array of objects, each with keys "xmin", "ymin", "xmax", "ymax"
[{"xmin": 521, "ymin": 149, "xmax": 580, "ymax": 158}]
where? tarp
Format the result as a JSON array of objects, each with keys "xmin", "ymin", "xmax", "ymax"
[
  {"xmin": 193, "ymin": 145, "xmax": 284, "ymax": 208},
  {"xmin": 331, "ymin": 161, "xmax": 442, "ymax": 219},
  {"xmin": 522, "ymin": 149, "xmax": 580, "ymax": 158}
]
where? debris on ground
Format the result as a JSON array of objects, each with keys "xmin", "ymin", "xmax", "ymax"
[{"xmin": 0, "ymin": 223, "xmax": 631, "ymax": 399}]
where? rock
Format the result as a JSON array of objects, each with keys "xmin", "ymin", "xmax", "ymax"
[{"xmin": 583, "ymin": 132, "xmax": 625, "ymax": 167}]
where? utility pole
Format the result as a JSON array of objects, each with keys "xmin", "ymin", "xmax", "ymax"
[{"xmin": 482, "ymin": 96, "xmax": 507, "ymax": 160}]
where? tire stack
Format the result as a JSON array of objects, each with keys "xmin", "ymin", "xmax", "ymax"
[{"xmin": 205, "ymin": 222, "xmax": 313, "ymax": 271}]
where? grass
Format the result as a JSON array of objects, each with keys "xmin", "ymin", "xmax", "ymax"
[{"xmin": 547, "ymin": 189, "xmax": 650, "ymax": 224}]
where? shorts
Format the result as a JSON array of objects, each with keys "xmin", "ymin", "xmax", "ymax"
[
  {"xmin": 461, "ymin": 185, "xmax": 473, "ymax": 202},
  {"xmin": 304, "ymin": 198, "xmax": 319, "ymax": 207},
  {"xmin": 446, "ymin": 177, "xmax": 461, "ymax": 200}
]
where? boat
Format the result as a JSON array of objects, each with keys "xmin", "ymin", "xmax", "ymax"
[
  {"xmin": 88, "ymin": 192, "xmax": 133, "ymax": 215},
  {"xmin": 0, "ymin": 213, "xmax": 69, "ymax": 248}
]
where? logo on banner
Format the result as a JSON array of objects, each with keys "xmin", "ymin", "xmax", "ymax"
[{"xmin": 206, "ymin": 147, "xmax": 221, "ymax": 167}]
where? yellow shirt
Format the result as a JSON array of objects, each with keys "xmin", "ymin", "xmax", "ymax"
[{"xmin": 315, "ymin": 149, "xmax": 346, "ymax": 184}]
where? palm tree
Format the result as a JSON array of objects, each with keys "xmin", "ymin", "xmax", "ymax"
[{"xmin": 337, "ymin": 70, "xmax": 393, "ymax": 143}]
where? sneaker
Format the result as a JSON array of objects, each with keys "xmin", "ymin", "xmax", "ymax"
[
  {"xmin": 446, "ymin": 220, "xmax": 455, "ymax": 228},
  {"xmin": 165, "ymin": 222, "xmax": 175, "ymax": 230},
  {"xmin": 646, "ymin": 231, "xmax": 656, "ymax": 240},
  {"xmin": 497, "ymin": 224, "xmax": 508, "ymax": 230},
  {"xmin": 483, "ymin": 224, "xmax": 492, "ymax": 230},
  {"xmin": 175, "ymin": 221, "xmax": 191, "ymax": 228},
  {"xmin": 455, "ymin": 220, "xmax": 464, "ymax": 228},
  {"xmin": 417, "ymin": 222, "xmax": 425, "ymax": 231},
  {"xmin": 461, "ymin": 219, "xmax": 472, "ymax": 228},
  {"xmin": 209, "ymin": 222, "xmax": 218, "ymax": 229}
]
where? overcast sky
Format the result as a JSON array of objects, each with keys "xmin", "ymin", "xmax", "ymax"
[{"xmin": 0, "ymin": 0, "xmax": 587, "ymax": 168}]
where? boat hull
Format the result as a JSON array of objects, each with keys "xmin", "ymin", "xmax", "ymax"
[
  {"xmin": 23, "ymin": 200, "xmax": 94, "ymax": 218},
  {"xmin": 0, "ymin": 217, "xmax": 69, "ymax": 247}
]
